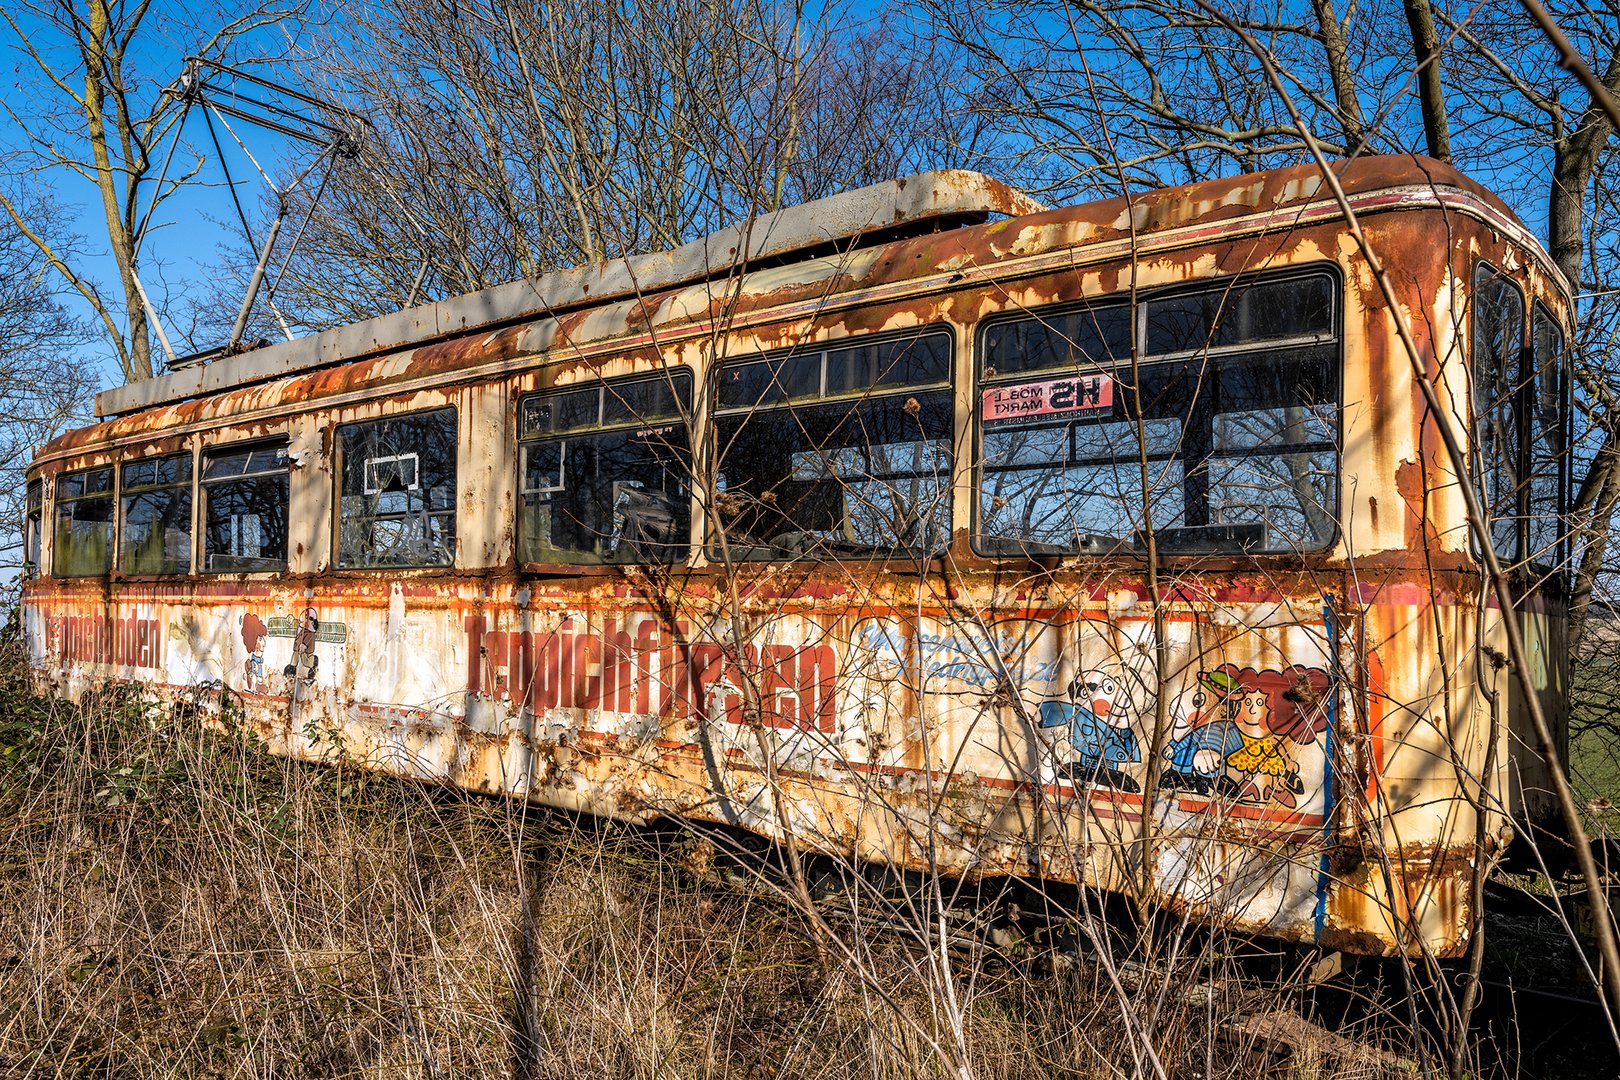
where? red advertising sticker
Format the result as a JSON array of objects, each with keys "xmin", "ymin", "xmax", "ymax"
[{"xmin": 981, "ymin": 374, "xmax": 1114, "ymax": 422}]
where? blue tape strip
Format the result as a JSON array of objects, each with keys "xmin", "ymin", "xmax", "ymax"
[{"xmin": 1313, "ymin": 597, "xmax": 1339, "ymax": 943}]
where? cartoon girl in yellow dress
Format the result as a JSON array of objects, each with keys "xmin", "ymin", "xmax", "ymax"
[{"xmin": 1226, "ymin": 686, "xmax": 1305, "ymax": 806}]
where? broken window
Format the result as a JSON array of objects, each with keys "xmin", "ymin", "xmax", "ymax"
[
  {"xmin": 202, "ymin": 441, "xmax": 289, "ymax": 573},
  {"xmin": 1472, "ymin": 265, "xmax": 1527, "ymax": 561},
  {"xmin": 53, "ymin": 466, "xmax": 114, "ymax": 577},
  {"xmin": 24, "ymin": 480, "xmax": 41, "ymax": 578},
  {"xmin": 977, "ymin": 272, "xmax": 1339, "ymax": 556},
  {"xmin": 120, "ymin": 453, "xmax": 193, "ymax": 575},
  {"xmin": 1528, "ymin": 305, "xmax": 1567, "ymax": 571},
  {"xmin": 713, "ymin": 330, "xmax": 952, "ymax": 560},
  {"xmin": 338, "ymin": 408, "xmax": 457, "ymax": 568},
  {"xmin": 518, "ymin": 373, "xmax": 691, "ymax": 564}
]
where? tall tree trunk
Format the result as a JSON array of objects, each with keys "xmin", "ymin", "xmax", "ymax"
[
  {"xmin": 1552, "ymin": 48, "xmax": 1620, "ymax": 651},
  {"xmin": 1403, "ymin": 0, "xmax": 1452, "ymax": 161},
  {"xmin": 84, "ymin": 0, "xmax": 152, "ymax": 381},
  {"xmin": 1312, "ymin": 0, "xmax": 1366, "ymax": 154}
]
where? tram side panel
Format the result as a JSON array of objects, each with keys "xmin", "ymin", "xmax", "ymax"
[{"xmin": 27, "ymin": 571, "xmax": 1456, "ymax": 954}]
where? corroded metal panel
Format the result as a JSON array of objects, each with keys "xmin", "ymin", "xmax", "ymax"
[{"xmin": 21, "ymin": 565, "xmax": 1510, "ymax": 956}]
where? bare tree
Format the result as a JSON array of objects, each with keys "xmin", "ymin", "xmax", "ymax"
[
  {"xmin": 918, "ymin": 0, "xmax": 1474, "ymax": 196},
  {"xmin": 0, "ymin": 194, "xmax": 97, "ymax": 576},
  {"xmin": 206, "ymin": 0, "xmax": 979, "ymax": 334},
  {"xmin": 1423, "ymin": 2, "xmax": 1620, "ymax": 648},
  {"xmin": 913, "ymin": 0, "xmax": 1620, "ymax": 650},
  {"xmin": 890, "ymin": 2, "xmax": 1620, "ymax": 1072},
  {"xmin": 0, "ymin": 0, "xmax": 306, "ymax": 383}
]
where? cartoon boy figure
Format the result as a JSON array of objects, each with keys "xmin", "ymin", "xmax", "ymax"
[
  {"xmin": 282, "ymin": 607, "xmax": 320, "ymax": 687},
  {"xmin": 240, "ymin": 612, "xmax": 268, "ymax": 694},
  {"xmin": 1039, "ymin": 669, "xmax": 1140, "ymax": 792},
  {"xmin": 1160, "ymin": 669, "xmax": 1247, "ymax": 797}
]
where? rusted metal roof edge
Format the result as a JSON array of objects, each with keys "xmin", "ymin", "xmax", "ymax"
[
  {"xmin": 41, "ymin": 174, "xmax": 1561, "ymax": 468},
  {"xmin": 95, "ymin": 170, "xmax": 1047, "ymax": 419}
]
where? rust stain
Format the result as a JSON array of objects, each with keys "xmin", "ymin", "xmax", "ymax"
[{"xmin": 1394, "ymin": 458, "xmax": 1434, "ymax": 551}]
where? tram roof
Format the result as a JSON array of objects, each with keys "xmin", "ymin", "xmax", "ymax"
[
  {"xmin": 96, "ymin": 170, "xmax": 1048, "ymax": 419},
  {"xmin": 93, "ymin": 156, "xmax": 1558, "ymax": 421}
]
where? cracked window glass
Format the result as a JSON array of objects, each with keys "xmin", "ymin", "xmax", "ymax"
[
  {"xmin": 978, "ymin": 272, "xmax": 1339, "ymax": 556},
  {"xmin": 714, "ymin": 330, "xmax": 951, "ymax": 561},
  {"xmin": 202, "ymin": 441, "xmax": 289, "ymax": 573},
  {"xmin": 1528, "ymin": 305, "xmax": 1566, "ymax": 571},
  {"xmin": 1473, "ymin": 266, "xmax": 1526, "ymax": 561}
]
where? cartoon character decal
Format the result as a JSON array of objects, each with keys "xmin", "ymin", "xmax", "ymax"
[
  {"xmin": 240, "ymin": 613, "xmax": 269, "ymax": 693},
  {"xmin": 1160, "ymin": 669, "xmax": 1248, "ymax": 798},
  {"xmin": 229, "ymin": 609, "xmax": 347, "ymax": 696},
  {"xmin": 282, "ymin": 607, "xmax": 320, "ymax": 687},
  {"xmin": 1161, "ymin": 664, "xmax": 1332, "ymax": 809},
  {"xmin": 1039, "ymin": 669, "xmax": 1141, "ymax": 792}
]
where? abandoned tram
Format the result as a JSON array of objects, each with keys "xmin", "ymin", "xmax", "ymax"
[{"xmin": 23, "ymin": 157, "xmax": 1570, "ymax": 956}]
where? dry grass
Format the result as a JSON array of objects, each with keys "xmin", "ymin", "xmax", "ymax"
[{"xmin": 0, "ymin": 653, "xmax": 1429, "ymax": 1079}]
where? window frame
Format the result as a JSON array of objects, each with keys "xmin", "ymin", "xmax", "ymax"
[
  {"xmin": 1470, "ymin": 260, "xmax": 1529, "ymax": 566},
  {"xmin": 971, "ymin": 266, "xmax": 1344, "ymax": 559},
  {"xmin": 117, "ymin": 450, "xmax": 196, "ymax": 577},
  {"xmin": 23, "ymin": 478, "xmax": 42, "ymax": 579},
  {"xmin": 52, "ymin": 464, "xmax": 116, "ymax": 578},
  {"xmin": 709, "ymin": 326, "xmax": 956, "ymax": 563},
  {"xmin": 199, "ymin": 437, "xmax": 292, "ymax": 575},
  {"xmin": 333, "ymin": 406, "xmax": 460, "ymax": 571},
  {"xmin": 1467, "ymin": 259, "xmax": 1578, "ymax": 578},
  {"xmin": 516, "ymin": 370, "xmax": 695, "ymax": 568},
  {"xmin": 1527, "ymin": 298, "xmax": 1570, "ymax": 578}
]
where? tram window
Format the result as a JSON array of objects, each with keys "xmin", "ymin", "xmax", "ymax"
[
  {"xmin": 1528, "ymin": 306, "xmax": 1567, "ymax": 569},
  {"xmin": 53, "ymin": 466, "xmax": 114, "ymax": 577},
  {"xmin": 714, "ymin": 330, "xmax": 952, "ymax": 560},
  {"xmin": 977, "ymin": 272, "xmax": 1339, "ymax": 556},
  {"xmin": 23, "ymin": 480, "xmax": 41, "ymax": 578},
  {"xmin": 337, "ymin": 408, "xmax": 457, "ymax": 568},
  {"xmin": 1147, "ymin": 275, "xmax": 1334, "ymax": 355},
  {"xmin": 1472, "ymin": 265, "xmax": 1526, "ymax": 561},
  {"xmin": 981, "ymin": 302, "xmax": 1131, "ymax": 379},
  {"xmin": 519, "ymin": 374, "xmax": 691, "ymax": 565},
  {"xmin": 120, "ymin": 453, "xmax": 193, "ymax": 575},
  {"xmin": 202, "ymin": 441, "xmax": 289, "ymax": 573}
]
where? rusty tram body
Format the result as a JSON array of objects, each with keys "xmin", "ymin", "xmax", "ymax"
[{"xmin": 23, "ymin": 157, "xmax": 1571, "ymax": 957}]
